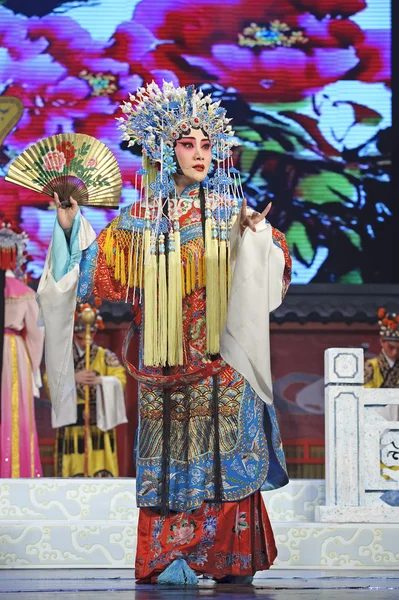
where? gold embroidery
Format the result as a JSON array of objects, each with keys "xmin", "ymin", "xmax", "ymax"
[
  {"xmin": 26, "ymin": 344, "xmax": 34, "ymax": 478},
  {"xmin": 10, "ymin": 336, "xmax": 19, "ymax": 478},
  {"xmin": 139, "ymin": 384, "xmax": 241, "ymax": 460}
]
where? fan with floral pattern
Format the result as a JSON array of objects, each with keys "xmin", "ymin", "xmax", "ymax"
[{"xmin": 5, "ymin": 133, "xmax": 122, "ymax": 208}]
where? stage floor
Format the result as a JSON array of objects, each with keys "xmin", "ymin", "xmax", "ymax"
[{"xmin": 1, "ymin": 569, "xmax": 398, "ymax": 599}]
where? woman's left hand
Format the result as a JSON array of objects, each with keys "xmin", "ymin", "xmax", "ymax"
[{"xmin": 239, "ymin": 197, "xmax": 272, "ymax": 235}]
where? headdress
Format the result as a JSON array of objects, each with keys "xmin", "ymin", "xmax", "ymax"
[
  {"xmin": 377, "ymin": 308, "xmax": 399, "ymax": 341},
  {"xmin": 74, "ymin": 298, "xmax": 105, "ymax": 333},
  {"xmin": 118, "ymin": 81, "xmax": 236, "ymax": 173},
  {"xmin": 114, "ymin": 81, "xmax": 244, "ymax": 367},
  {"xmin": 0, "ymin": 221, "xmax": 29, "ymax": 277}
]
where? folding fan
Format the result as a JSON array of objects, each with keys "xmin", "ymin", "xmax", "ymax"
[{"xmin": 5, "ymin": 133, "xmax": 122, "ymax": 208}]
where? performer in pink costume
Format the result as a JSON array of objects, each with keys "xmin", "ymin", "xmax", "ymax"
[{"xmin": 0, "ymin": 223, "xmax": 44, "ymax": 478}]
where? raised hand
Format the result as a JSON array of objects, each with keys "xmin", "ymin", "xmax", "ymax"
[
  {"xmin": 54, "ymin": 192, "xmax": 79, "ymax": 231},
  {"xmin": 239, "ymin": 197, "xmax": 272, "ymax": 235}
]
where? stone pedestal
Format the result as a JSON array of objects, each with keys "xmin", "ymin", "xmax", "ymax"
[{"xmin": 317, "ymin": 348, "xmax": 399, "ymax": 524}]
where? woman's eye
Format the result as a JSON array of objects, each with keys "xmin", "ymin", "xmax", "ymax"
[
  {"xmin": 202, "ymin": 144, "xmax": 211, "ymax": 150},
  {"xmin": 182, "ymin": 143, "xmax": 193, "ymax": 148}
]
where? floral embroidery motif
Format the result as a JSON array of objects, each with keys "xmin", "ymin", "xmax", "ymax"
[
  {"xmin": 148, "ymin": 507, "xmax": 220, "ymax": 569},
  {"xmin": 215, "ymin": 552, "xmax": 252, "ymax": 570},
  {"xmin": 139, "ymin": 490, "xmax": 276, "ymax": 579},
  {"xmin": 232, "ymin": 511, "xmax": 249, "ymax": 537},
  {"xmin": 43, "ymin": 149, "xmax": 66, "ymax": 172},
  {"xmin": 203, "ymin": 515, "xmax": 218, "ymax": 537},
  {"xmin": 167, "ymin": 518, "xmax": 197, "ymax": 547}
]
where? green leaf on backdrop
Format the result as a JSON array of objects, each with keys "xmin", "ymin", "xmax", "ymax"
[
  {"xmin": 252, "ymin": 100, "xmax": 310, "ymax": 113},
  {"xmin": 285, "ymin": 221, "xmax": 315, "ymax": 265},
  {"xmin": 338, "ymin": 269, "xmax": 363, "ymax": 283},
  {"xmin": 239, "ymin": 147, "xmax": 259, "ymax": 174},
  {"xmin": 236, "ymin": 128, "xmax": 263, "ymax": 143},
  {"xmin": 342, "ymin": 227, "xmax": 362, "ymax": 250},
  {"xmin": 296, "ymin": 172, "xmax": 357, "ymax": 206}
]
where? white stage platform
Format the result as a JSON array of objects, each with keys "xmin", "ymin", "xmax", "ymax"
[{"xmin": 1, "ymin": 478, "xmax": 398, "ymax": 569}]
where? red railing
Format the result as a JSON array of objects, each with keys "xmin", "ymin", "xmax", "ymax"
[{"xmin": 283, "ymin": 438, "xmax": 325, "ymax": 465}]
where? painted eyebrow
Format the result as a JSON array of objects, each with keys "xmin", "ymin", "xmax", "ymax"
[{"xmin": 177, "ymin": 137, "xmax": 209, "ymax": 142}]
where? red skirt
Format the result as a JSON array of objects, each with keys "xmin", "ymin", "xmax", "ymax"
[{"xmin": 135, "ymin": 490, "xmax": 277, "ymax": 583}]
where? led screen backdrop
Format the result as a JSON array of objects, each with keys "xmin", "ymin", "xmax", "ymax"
[{"xmin": 0, "ymin": 0, "xmax": 391, "ymax": 283}]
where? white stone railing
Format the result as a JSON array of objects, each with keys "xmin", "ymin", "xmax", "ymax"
[{"xmin": 316, "ymin": 348, "xmax": 399, "ymax": 523}]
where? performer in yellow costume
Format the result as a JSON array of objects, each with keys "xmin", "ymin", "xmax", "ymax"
[
  {"xmin": 364, "ymin": 308, "xmax": 399, "ymax": 483},
  {"xmin": 364, "ymin": 308, "xmax": 399, "ymax": 391},
  {"xmin": 49, "ymin": 301, "xmax": 127, "ymax": 477}
]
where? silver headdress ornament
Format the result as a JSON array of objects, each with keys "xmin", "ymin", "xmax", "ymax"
[
  {"xmin": 112, "ymin": 81, "xmax": 244, "ymax": 367},
  {"xmin": 0, "ymin": 222, "xmax": 29, "ymax": 277},
  {"xmin": 118, "ymin": 81, "xmax": 237, "ymax": 176}
]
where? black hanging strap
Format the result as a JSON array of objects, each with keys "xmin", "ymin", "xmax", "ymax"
[
  {"xmin": 212, "ymin": 374, "xmax": 223, "ymax": 504},
  {"xmin": 160, "ymin": 385, "xmax": 171, "ymax": 516},
  {"xmin": 199, "ymin": 183, "xmax": 206, "ymax": 241},
  {"xmin": 160, "ymin": 198, "xmax": 171, "ymax": 517}
]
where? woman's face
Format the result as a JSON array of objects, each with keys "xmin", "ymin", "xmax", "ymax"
[{"xmin": 174, "ymin": 128, "xmax": 212, "ymax": 184}]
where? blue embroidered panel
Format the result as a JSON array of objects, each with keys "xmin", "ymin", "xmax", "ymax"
[
  {"xmin": 77, "ymin": 240, "xmax": 98, "ymax": 302},
  {"xmin": 180, "ymin": 181, "xmax": 200, "ymax": 197},
  {"xmin": 260, "ymin": 402, "xmax": 289, "ymax": 491},
  {"xmin": 136, "ymin": 379, "xmax": 288, "ymax": 512},
  {"xmin": 116, "ymin": 205, "xmax": 145, "ymax": 231},
  {"xmin": 114, "ymin": 204, "xmax": 203, "ymax": 247},
  {"xmin": 180, "ymin": 222, "xmax": 202, "ymax": 245}
]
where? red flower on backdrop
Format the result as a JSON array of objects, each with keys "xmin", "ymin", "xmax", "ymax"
[
  {"xmin": 292, "ymin": 0, "xmax": 367, "ymax": 19},
  {"xmin": 132, "ymin": 0, "xmax": 381, "ymax": 103},
  {"xmin": 0, "ymin": 7, "xmax": 158, "ymax": 153},
  {"xmin": 348, "ymin": 29, "xmax": 391, "ymax": 84},
  {"xmin": 0, "ymin": 5, "xmax": 157, "ymax": 219},
  {"xmin": 56, "ymin": 140, "xmax": 75, "ymax": 165},
  {"xmin": 0, "ymin": 9, "xmax": 116, "ymax": 151}
]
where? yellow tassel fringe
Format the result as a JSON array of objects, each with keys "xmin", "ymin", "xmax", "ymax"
[
  {"xmin": 206, "ymin": 215, "xmax": 220, "ymax": 355},
  {"xmin": 158, "ymin": 234, "xmax": 167, "ymax": 367},
  {"xmin": 219, "ymin": 221, "xmax": 227, "ymax": 334},
  {"xmin": 103, "ymin": 206, "xmax": 234, "ymax": 364},
  {"xmin": 144, "ymin": 229, "xmax": 158, "ymax": 366}
]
